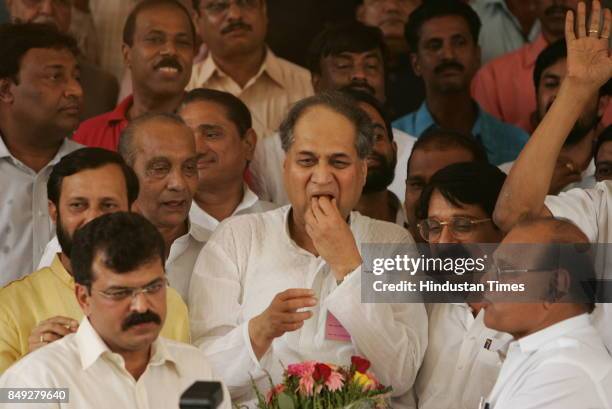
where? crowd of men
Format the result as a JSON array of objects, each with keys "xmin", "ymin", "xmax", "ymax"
[{"xmin": 0, "ymin": 0, "xmax": 612, "ymax": 408}]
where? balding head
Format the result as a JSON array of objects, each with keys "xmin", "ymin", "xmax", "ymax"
[{"xmin": 507, "ymin": 217, "xmax": 590, "ymax": 245}]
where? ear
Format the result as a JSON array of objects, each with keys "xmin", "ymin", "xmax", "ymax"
[
  {"xmin": 597, "ymin": 94, "xmax": 610, "ymax": 117},
  {"xmin": 75, "ymin": 283, "xmax": 92, "ymax": 316},
  {"xmin": 48, "ymin": 200, "xmax": 58, "ymax": 225},
  {"xmin": 0, "ymin": 78, "xmax": 15, "ymax": 104},
  {"xmin": 356, "ymin": 4, "xmax": 366, "ymax": 23},
  {"xmin": 360, "ymin": 159, "xmax": 368, "ymax": 188},
  {"xmin": 122, "ymin": 43, "xmax": 132, "ymax": 70},
  {"xmin": 410, "ymin": 53, "xmax": 421, "ymax": 77},
  {"xmin": 243, "ymin": 128, "xmax": 257, "ymax": 161},
  {"xmin": 392, "ymin": 140, "xmax": 398, "ymax": 155},
  {"xmin": 311, "ymin": 73, "xmax": 322, "ymax": 94}
]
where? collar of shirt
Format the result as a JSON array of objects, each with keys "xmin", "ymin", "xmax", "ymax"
[
  {"xmin": 106, "ymin": 95, "xmax": 134, "ymax": 125},
  {"xmin": 49, "ymin": 253, "xmax": 75, "ymax": 290},
  {"xmin": 515, "ymin": 313, "xmax": 591, "ymax": 353},
  {"xmin": 199, "ymin": 47, "xmax": 288, "ymax": 91},
  {"xmin": 168, "ymin": 218, "xmax": 209, "ymax": 259},
  {"xmin": 189, "ymin": 184, "xmax": 260, "ymax": 231},
  {"xmin": 75, "ymin": 316, "xmax": 180, "ymax": 374},
  {"xmin": 413, "ymin": 101, "xmax": 485, "ymax": 138},
  {"xmin": 0, "ymin": 132, "xmax": 82, "ymax": 170},
  {"xmin": 481, "ymin": 0, "xmax": 541, "ymax": 41}
]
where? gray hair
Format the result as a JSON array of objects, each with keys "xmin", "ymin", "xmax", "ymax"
[
  {"xmin": 279, "ymin": 91, "xmax": 374, "ymax": 159},
  {"xmin": 118, "ymin": 112, "xmax": 187, "ymax": 166}
]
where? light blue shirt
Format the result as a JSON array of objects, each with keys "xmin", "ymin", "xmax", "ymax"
[
  {"xmin": 392, "ymin": 101, "xmax": 529, "ymax": 166},
  {"xmin": 471, "ymin": 0, "xmax": 541, "ymax": 64}
]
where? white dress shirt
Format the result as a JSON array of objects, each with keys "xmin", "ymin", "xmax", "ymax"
[
  {"xmin": 486, "ymin": 313, "xmax": 612, "ymax": 409},
  {"xmin": 189, "ymin": 185, "xmax": 277, "ymax": 233},
  {"xmin": 188, "ymin": 206, "xmax": 427, "ymax": 408},
  {"xmin": 416, "ymin": 304, "xmax": 512, "ymax": 409},
  {"xmin": 250, "ymin": 129, "xmax": 416, "ymax": 206},
  {"xmin": 0, "ymin": 317, "xmax": 230, "ymax": 409},
  {"xmin": 0, "ymin": 136, "xmax": 82, "ymax": 287},
  {"xmin": 187, "ymin": 48, "xmax": 313, "ymax": 140},
  {"xmin": 37, "ymin": 220, "xmax": 208, "ymax": 303},
  {"xmin": 544, "ymin": 181, "xmax": 612, "ymax": 351}
]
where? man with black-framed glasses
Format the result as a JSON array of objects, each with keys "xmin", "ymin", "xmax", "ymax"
[
  {"xmin": 414, "ymin": 161, "xmax": 513, "ymax": 409},
  {"xmin": 188, "ymin": 0, "xmax": 313, "ymax": 140},
  {"xmin": 0, "ymin": 212, "xmax": 231, "ymax": 409}
]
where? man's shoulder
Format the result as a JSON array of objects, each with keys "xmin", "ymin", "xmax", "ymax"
[
  {"xmin": 219, "ymin": 205, "xmax": 286, "ymax": 230},
  {"xmin": 392, "ymin": 111, "xmax": 418, "ymax": 134},
  {"xmin": 481, "ymin": 109, "xmax": 529, "ymax": 141},
  {"xmin": 352, "ymin": 212, "xmax": 415, "ymax": 244},
  {"xmin": 0, "ymin": 267, "xmax": 57, "ymax": 304}
]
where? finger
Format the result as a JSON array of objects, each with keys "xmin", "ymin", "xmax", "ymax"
[
  {"xmin": 311, "ymin": 197, "xmax": 325, "ymax": 220},
  {"xmin": 40, "ymin": 323, "xmax": 74, "ymax": 337},
  {"xmin": 304, "ymin": 206, "xmax": 317, "ymax": 226},
  {"xmin": 566, "ymin": 9, "xmax": 577, "ymax": 42},
  {"xmin": 277, "ymin": 288, "xmax": 315, "ymax": 301},
  {"xmin": 283, "ymin": 297, "xmax": 317, "ymax": 311},
  {"xmin": 281, "ymin": 311, "xmax": 313, "ymax": 323},
  {"xmin": 590, "ymin": 0, "xmax": 602, "ymax": 37},
  {"xmin": 281, "ymin": 321, "xmax": 305, "ymax": 333},
  {"xmin": 46, "ymin": 316, "xmax": 79, "ymax": 329},
  {"xmin": 578, "ymin": 1, "xmax": 587, "ymax": 38},
  {"xmin": 602, "ymin": 7, "xmax": 611, "ymax": 39}
]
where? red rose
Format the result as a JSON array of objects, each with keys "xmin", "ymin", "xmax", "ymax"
[
  {"xmin": 351, "ymin": 356, "xmax": 371, "ymax": 373},
  {"xmin": 313, "ymin": 363, "xmax": 332, "ymax": 382}
]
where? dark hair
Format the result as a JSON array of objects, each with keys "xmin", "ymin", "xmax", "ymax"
[
  {"xmin": 407, "ymin": 127, "xmax": 489, "ymax": 177},
  {"xmin": 0, "ymin": 23, "xmax": 79, "ymax": 83},
  {"xmin": 71, "ymin": 212, "xmax": 166, "ymax": 287},
  {"xmin": 180, "ymin": 88, "xmax": 253, "ymax": 137},
  {"xmin": 340, "ymin": 88, "xmax": 393, "ymax": 141},
  {"xmin": 48, "ymin": 148, "xmax": 140, "ymax": 208},
  {"xmin": 123, "ymin": 0, "xmax": 195, "ymax": 47},
  {"xmin": 308, "ymin": 21, "xmax": 388, "ymax": 75},
  {"xmin": 279, "ymin": 91, "xmax": 374, "ymax": 159},
  {"xmin": 594, "ymin": 125, "xmax": 612, "ymax": 161},
  {"xmin": 417, "ymin": 161, "xmax": 506, "ymax": 221},
  {"xmin": 118, "ymin": 112, "xmax": 188, "ymax": 166},
  {"xmin": 404, "ymin": 0, "xmax": 481, "ymax": 52}
]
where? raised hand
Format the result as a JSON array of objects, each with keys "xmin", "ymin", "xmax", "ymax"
[
  {"xmin": 304, "ymin": 197, "xmax": 363, "ymax": 282},
  {"xmin": 248, "ymin": 289, "xmax": 317, "ymax": 359},
  {"xmin": 565, "ymin": 0, "xmax": 612, "ymax": 92}
]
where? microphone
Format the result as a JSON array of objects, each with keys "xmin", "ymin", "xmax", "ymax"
[{"xmin": 179, "ymin": 381, "xmax": 224, "ymax": 409}]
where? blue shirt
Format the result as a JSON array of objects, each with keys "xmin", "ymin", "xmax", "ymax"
[{"xmin": 392, "ymin": 102, "xmax": 529, "ymax": 166}]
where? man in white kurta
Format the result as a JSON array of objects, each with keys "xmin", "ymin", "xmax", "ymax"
[{"xmin": 188, "ymin": 92, "xmax": 428, "ymax": 408}]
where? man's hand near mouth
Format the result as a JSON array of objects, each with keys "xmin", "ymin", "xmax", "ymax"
[{"xmin": 304, "ymin": 196, "xmax": 362, "ymax": 282}]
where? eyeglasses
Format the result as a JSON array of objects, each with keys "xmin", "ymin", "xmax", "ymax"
[
  {"xmin": 417, "ymin": 217, "xmax": 492, "ymax": 242},
  {"xmin": 201, "ymin": 0, "xmax": 260, "ymax": 15},
  {"xmin": 94, "ymin": 278, "xmax": 168, "ymax": 302},
  {"xmin": 595, "ymin": 161, "xmax": 612, "ymax": 181}
]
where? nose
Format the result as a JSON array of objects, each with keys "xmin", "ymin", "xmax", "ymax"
[
  {"xmin": 226, "ymin": 1, "xmax": 243, "ymax": 20},
  {"xmin": 311, "ymin": 162, "xmax": 334, "ymax": 186},
  {"xmin": 40, "ymin": 0, "xmax": 54, "ymax": 14},
  {"xmin": 130, "ymin": 292, "xmax": 149, "ymax": 313},
  {"xmin": 65, "ymin": 75, "xmax": 83, "ymax": 100},
  {"xmin": 438, "ymin": 224, "xmax": 459, "ymax": 244},
  {"xmin": 351, "ymin": 63, "xmax": 367, "ymax": 82},
  {"xmin": 160, "ymin": 39, "xmax": 178, "ymax": 56},
  {"xmin": 167, "ymin": 167, "xmax": 188, "ymax": 192},
  {"xmin": 440, "ymin": 41, "xmax": 455, "ymax": 60}
]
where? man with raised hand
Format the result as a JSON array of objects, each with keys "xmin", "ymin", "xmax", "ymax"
[{"xmin": 494, "ymin": 0, "xmax": 612, "ymax": 350}]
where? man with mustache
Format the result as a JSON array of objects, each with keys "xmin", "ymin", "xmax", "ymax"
[
  {"xmin": 188, "ymin": 0, "xmax": 313, "ymax": 140},
  {"xmin": 356, "ymin": 0, "xmax": 425, "ymax": 119},
  {"xmin": 473, "ymin": 0, "xmax": 612, "ymax": 133},
  {"xmin": 0, "ymin": 23, "xmax": 83, "ymax": 286},
  {"xmin": 118, "ymin": 113, "xmax": 207, "ymax": 302},
  {"xmin": 72, "ymin": 0, "xmax": 196, "ymax": 151},
  {"xmin": 188, "ymin": 92, "xmax": 427, "ymax": 407},
  {"xmin": 530, "ymin": 39, "xmax": 610, "ymax": 193},
  {"xmin": 4, "ymin": 0, "xmax": 119, "ymax": 121},
  {"xmin": 0, "ymin": 148, "xmax": 190, "ymax": 374},
  {"xmin": 393, "ymin": 0, "xmax": 529, "ymax": 166},
  {"xmin": 0, "ymin": 212, "xmax": 230, "ymax": 409},
  {"xmin": 251, "ymin": 22, "xmax": 417, "ymax": 205}
]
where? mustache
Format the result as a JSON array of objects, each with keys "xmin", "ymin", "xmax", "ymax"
[
  {"xmin": 434, "ymin": 60, "xmax": 464, "ymax": 74},
  {"xmin": 121, "ymin": 310, "xmax": 161, "ymax": 331},
  {"xmin": 367, "ymin": 151, "xmax": 391, "ymax": 168},
  {"xmin": 221, "ymin": 21, "xmax": 252, "ymax": 35},
  {"xmin": 154, "ymin": 57, "xmax": 182, "ymax": 71},
  {"xmin": 340, "ymin": 82, "xmax": 376, "ymax": 96},
  {"xmin": 545, "ymin": 5, "xmax": 572, "ymax": 17}
]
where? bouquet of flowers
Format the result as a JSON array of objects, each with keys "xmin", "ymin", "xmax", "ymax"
[{"xmin": 251, "ymin": 356, "xmax": 392, "ymax": 409}]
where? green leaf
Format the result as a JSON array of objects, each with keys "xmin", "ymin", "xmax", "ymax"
[{"xmin": 278, "ymin": 392, "xmax": 295, "ymax": 409}]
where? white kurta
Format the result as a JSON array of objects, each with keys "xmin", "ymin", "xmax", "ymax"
[
  {"xmin": 416, "ymin": 304, "xmax": 512, "ymax": 409},
  {"xmin": 485, "ymin": 314, "xmax": 612, "ymax": 409},
  {"xmin": 0, "ymin": 317, "xmax": 231, "ymax": 409},
  {"xmin": 188, "ymin": 206, "xmax": 427, "ymax": 408}
]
